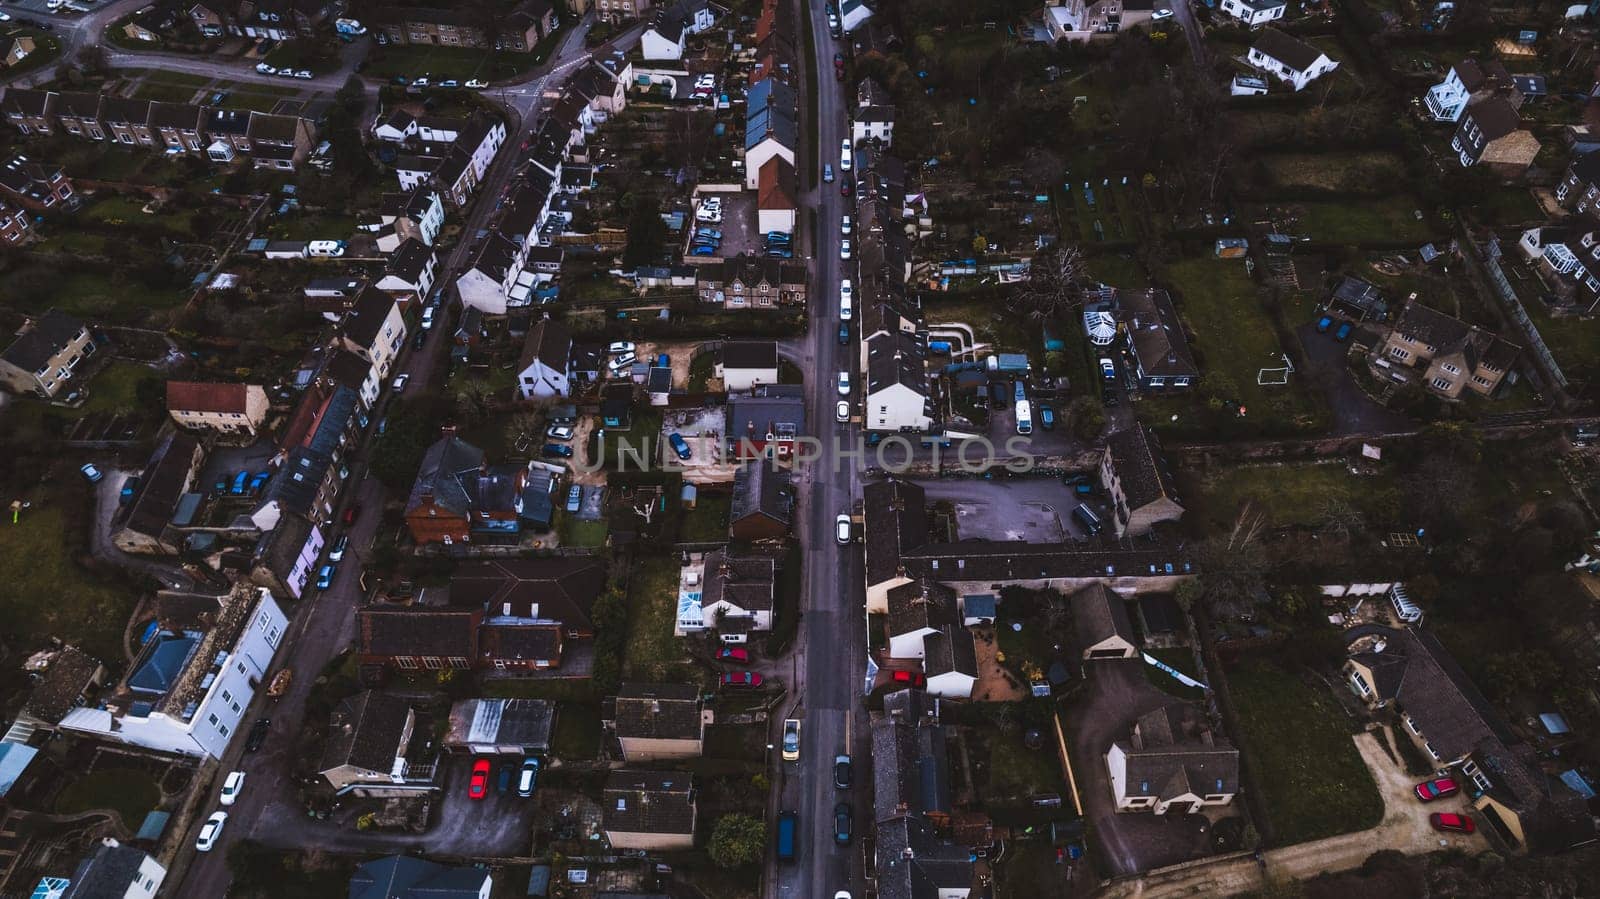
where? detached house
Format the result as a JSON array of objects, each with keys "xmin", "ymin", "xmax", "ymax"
[
  {"xmin": 1042, "ymin": 0, "xmax": 1154, "ymax": 42},
  {"xmin": 1107, "ymin": 702, "xmax": 1240, "ymax": 814},
  {"xmin": 451, "ymin": 557, "xmax": 609, "ymax": 639},
  {"xmin": 696, "ymin": 551, "xmax": 776, "ymax": 641},
  {"xmin": 1554, "ymin": 151, "xmax": 1600, "ymax": 218},
  {"xmin": 318, "ymin": 690, "xmax": 423, "ymax": 794},
  {"xmin": 1115, "ymin": 288, "xmax": 1197, "ymax": 390},
  {"xmin": 1377, "ymin": 301, "xmax": 1519, "ymax": 399},
  {"xmin": 1100, "ymin": 426, "xmax": 1184, "ymax": 538},
  {"xmin": 718, "ymin": 340, "xmax": 779, "ymax": 391},
  {"xmin": 1247, "ymin": 28, "xmax": 1339, "ymax": 92},
  {"xmin": 1219, "ymin": 0, "xmax": 1284, "ymax": 26},
  {"xmin": 404, "ymin": 432, "xmax": 520, "ymax": 545},
  {"xmin": 640, "ymin": 0, "xmax": 720, "ymax": 60},
  {"xmin": 516, "ymin": 318, "xmax": 572, "ymax": 399},
  {"xmin": 166, "ymin": 381, "xmax": 268, "ymax": 442},
  {"xmin": 0, "ymin": 309, "xmax": 95, "ymax": 400},
  {"xmin": 603, "ymin": 771, "xmax": 697, "ymax": 851},
  {"xmin": 1425, "ymin": 57, "xmax": 1514, "ymax": 123},
  {"xmin": 608, "ymin": 683, "xmax": 708, "ymax": 761},
  {"xmin": 1451, "ymin": 98, "xmax": 1539, "ymax": 177},
  {"xmin": 60, "ymin": 839, "xmax": 167, "ymax": 899}
]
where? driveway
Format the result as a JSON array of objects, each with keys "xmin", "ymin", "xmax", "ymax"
[
  {"xmin": 91, "ymin": 469, "xmax": 193, "ymax": 595},
  {"xmin": 1294, "ymin": 322, "xmax": 1411, "ymax": 436},
  {"xmin": 1065, "ymin": 659, "xmax": 1213, "ymax": 876},
  {"xmin": 915, "ymin": 477, "xmax": 1090, "ymax": 542}
]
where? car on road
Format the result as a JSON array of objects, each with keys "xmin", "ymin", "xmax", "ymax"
[
  {"xmin": 841, "ymin": 214, "xmax": 851, "ymax": 235},
  {"xmin": 543, "ymin": 444, "xmax": 574, "ymax": 459},
  {"xmin": 1429, "ymin": 812, "xmax": 1475, "ymax": 834},
  {"xmin": 328, "ymin": 535, "xmax": 349, "ymax": 563},
  {"xmin": 219, "ymin": 771, "xmax": 246, "ymax": 806},
  {"xmin": 1098, "ymin": 357, "xmax": 1116, "ymax": 380},
  {"xmin": 838, "ymin": 322, "xmax": 850, "ymax": 345},
  {"xmin": 294, "ymin": 69, "xmax": 313, "ymax": 79},
  {"xmin": 412, "ymin": 330, "xmax": 427, "ymax": 350},
  {"xmin": 245, "ymin": 718, "xmax": 270, "ymax": 752},
  {"xmin": 835, "ymin": 893, "xmax": 851, "ymax": 899},
  {"xmin": 120, "ymin": 476, "xmax": 140, "ymax": 504},
  {"xmin": 79, "ymin": 463, "xmax": 103, "ymax": 483},
  {"xmin": 834, "ymin": 802, "xmax": 853, "ymax": 844},
  {"xmin": 316, "ymin": 564, "xmax": 335, "ymax": 590},
  {"xmin": 439, "ymin": 79, "xmax": 459, "ymax": 88},
  {"xmin": 1152, "ymin": 8, "xmax": 1173, "ymax": 19},
  {"xmin": 277, "ymin": 68, "xmax": 298, "ymax": 79},
  {"xmin": 195, "ymin": 812, "xmax": 227, "ymax": 852},
  {"xmin": 833, "ymin": 52, "xmax": 844, "ymax": 68},
  {"xmin": 391, "ymin": 373, "xmax": 410, "ymax": 392},
  {"xmin": 421, "ymin": 306, "xmax": 436, "ymax": 329},
  {"xmin": 344, "ymin": 503, "xmax": 361, "ymax": 525},
  {"xmin": 835, "ymin": 512, "xmax": 852, "ymax": 544},
  {"xmin": 839, "ymin": 279, "xmax": 853, "ymax": 320},
  {"xmin": 1415, "ymin": 777, "xmax": 1459, "ymax": 802},
  {"xmin": 720, "ymin": 671, "xmax": 763, "ymax": 688},
  {"xmin": 891, "ymin": 669, "xmax": 927, "ymax": 688},
  {"xmin": 834, "ymin": 755, "xmax": 851, "ymax": 789},
  {"xmin": 518, "ymin": 757, "xmax": 541, "ymax": 796},
  {"xmin": 1316, "ymin": 315, "xmax": 1333, "ymax": 333},
  {"xmin": 840, "ymin": 178, "xmax": 853, "ymax": 197},
  {"xmin": 837, "ymin": 371, "xmax": 850, "ymax": 396},
  {"xmin": 547, "ymin": 424, "xmax": 575, "ymax": 441},
  {"xmin": 0, "ymin": 11, "xmax": 13, "ymax": 21},
  {"xmin": 782, "ymin": 718, "xmax": 800, "ymax": 761},
  {"xmin": 413, "ymin": 76, "xmax": 430, "ymax": 87},
  {"xmin": 1334, "ymin": 321, "xmax": 1354, "ymax": 341},
  {"xmin": 607, "ymin": 341, "xmax": 636, "ymax": 355},
  {"xmin": 255, "ymin": 62, "xmax": 276, "ymax": 74},
  {"xmin": 840, "ymin": 139, "xmax": 852, "ymax": 170},
  {"xmin": 840, "ymin": 239, "xmax": 851, "ymax": 260},
  {"xmin": 823, "ymin": 163, "xmax": 834, "ymax": 183},
  {"xmin": 469, "ymin": 758, "xmax": 490, "ymax": 800},
  {"xmin": 836, "ymin": 400, "xmax": 850, "ymax": 423},
  {"xmin": 466, "ymin": 78, "xmax": 489, "ymax": 88},
  {"xmin": 668, "ymin": 432, "xmax": 692, "ymax": 461},
  {"xmin": 717, "ymin": 647, "xmax": 750, "ymax": 664}
]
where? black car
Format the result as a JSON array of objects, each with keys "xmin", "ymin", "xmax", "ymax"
[
  {"xmin": 834, "ymin": 754, "xmax": 852, "ymax": 790},
  {"xmin": 833, "ymin": 802, "xmax": 852, "ymax": 845},
  {"xmin": 837, "ymin": 322, "xmax": 850, "ymax": 345},
  {"xmin": 413, "ymin": 330, "xmax": 427, "ymax": 350},
  {"xmin": 543, "ymin": 444, "xmax": 574, "ymax": 459},
  {"xmin": 245, "ymin": 718, "xmax": 270, "ymax": 753}
]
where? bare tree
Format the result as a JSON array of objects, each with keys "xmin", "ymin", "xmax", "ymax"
[{"xmin": 1008, "ymin": 243, "xmax": 1086, "ymax": 321}]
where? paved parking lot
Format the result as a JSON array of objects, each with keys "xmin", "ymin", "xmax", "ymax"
[
  {"xmin": 914, "ymin": 476, "xmax": 1091, "ymax": 542},
  {"xmin": 426, "ymin": 753, "xmax": 542, "ymax": 855},
  {"xmin": 196, "ymin": 438, "xmax": 279, "ymax": 494},
  {"xmin": 695, "ymin": 191, "xmax": 761, "ymax": 260},
  {"xmin": 662, "ymin": 407, "xmax": 738, "ymax": 482},
  {"xmin": 1294, "ymin": 321, "xmax": 1410, "ymax": 436}
]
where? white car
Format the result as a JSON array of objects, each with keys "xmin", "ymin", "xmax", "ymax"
[
  {"xmin": 420, "ymin": 306, "xmax": 436, "ymax": 330},
  {"xmin": 835, "ymin": 400, "xmax": 850, "ymax": 423},
  {"xmin": 835, "ymin": 513, "xmax": 852, "ymax": 544},
  {"xmin": 840, "ymin": 239, "xmax": 851, "ymax": 260},
  {"xmin": 255, "ymin": 62, "xmax": 276, "ymax": 74},
  {"xmin": 836, "ymin": 371, "xmax": 850, "ymax": 396},
  {"xmin": 219, "ymin": 771, "xmax": 246, "ymax": 806},
  {"xmin": 0, "ymin": 12, "xmax": 14, "ymax": 21},
  {"xmin": 695, "ymin": 210, "xmax": 722, "ymax": 224},
  {"xmin": 1152, "ymin": 8, "xmax": 1173, "ymax": 19},
  {"xmin": 413, "ymin": 76, "xmax": 430, "ymax": 87},
  {"xmin": 608, "ymin": 352, "xmax": 637, "ymax": 374},
  {"xmin": 466, "ymin": 78, "xmax": 489, "ymax": 88},
  {"xmin": 607, "ymin": 341, "xmax": 636, "ymax": 355},
  {"xmin": 307, "ymin": 240, "xmax": 344, "ymax": 257},
  {"xmin": 391, "ymin": 373, "xmax": 410, "ymax": 392},
  {"xmin": 295, "ymin": 69, "xmax": 313, "ymax": 80},
  {"xmin": 840, "ymin": 139, "xmax": 852, "ymax": 171},
  {"xmin": 195, "ymin": 812, "xmax": 227, "ymax": 852},
  {"xmin": 546, "ymin": 424, "xmax": 575, "ymax": 441},
  {"xmin": 841, "ymin": 215, "xmax": 851, "ymax": 235},
  {"xmin": 839, "ymin": 279, "xmax": 853, "ymax": 321}
]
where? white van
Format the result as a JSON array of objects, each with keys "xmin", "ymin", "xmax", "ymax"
[
  {"xmin": 307, "ymin": 240, "xmax": 346, "ymax": 257},
  {"xmin": 839, "ymin": 279, "xmax": 853, "ymax": 321}
]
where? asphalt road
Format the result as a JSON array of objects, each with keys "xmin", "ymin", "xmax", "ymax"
[{"xmin": 769, "ymin": 4, "xmax": 868, "ymax": 899}]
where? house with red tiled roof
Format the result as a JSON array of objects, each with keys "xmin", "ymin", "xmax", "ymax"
[
  {"xmin": 166, "ymin": 381, "xmax": 269, "ymax": 443},
  {"xmin": 757, "ymin": 157, "xmax": 797, "ymax": 235}
]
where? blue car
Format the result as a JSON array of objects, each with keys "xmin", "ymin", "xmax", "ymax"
[
  {"xmin": 315, "ymin": 564, "xmax": 335, "ymax": 590},
  {"xmin": 691, "ymin": 245, "xmax": 718, "ymax": 257},
  {"xmin": 1316, "ymin": 315, "xmax": 1333, "ymax": 333},
  {"xmin": 1334, "ymin": 322, "xmax": 1354, "ymax": 342},
  {"xmin": 231, "ymin": 471, "xmax": 250, "ymax": 494},
  {"xmin": 543, "ymin": 444, "xmax": 574, "ymax": 459},
  {"xmin": 248, "ymin": 471, "xmax": 270, "ymax": 493},
  {"xmin": 669, "ymin": 432, "xmax": 692, "ymax": 460},
  {"xmin": 838, "ymin": 322, "xmax": 850, "ymax": 345}
]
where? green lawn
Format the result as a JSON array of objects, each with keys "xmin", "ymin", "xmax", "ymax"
[
  {"xmin": 1258, "ymin": 151, "xmax": 1407, "ymax": 194},
  {"xmin": 363, "ymin": 35, "xmax": 561, "ymax": 83},
  {"xmin": 1273, "ymin": 194, "xmax": 1435, "ymax": 244},
  {"xmin": 130, "ymin": 81, "xmax": 200, "ymax": 102},
  {"xmin": 1085, "ymin": 253, "xmax": 1148, "ymax": 289},
  {"xmin": 263, "ymin": 213, "xmax": 357, "ymax": 242},
  {"xmin": 79, "ymin": 361, "xmax": 163, "ymax": 418},
  {"xmin": 682, "ymin": 493, "xmax": 730, "ymax": 543},
  {"xmin": 1, "ymin": 504, "xmax": 140, "ymax": 664},
  {"xmin": 590, "ymin": 409, "xmax": 664, "ymax": 469},
  {"xmin": 1191, "ymin": 461, "xmax": 1401, "ymax": 533},
  {"xmin": 1464, "ymin": 187, "xmax": 1543, "ymax": 228},
  {"xmin": 1227, "ymin": 659, "xmax": 1383, "ymax": 846},
  {"xmin": 557, "ymin": 512, "xmax": 609, "ymax": 548},
  {"xmin": 51, "ymin": 271, "xmax": 187, "ymax": 322},
  {"xmin": 551, "ymin": 702, "xmax": 601, "ymax": 760},
  {"xmin": 1526, "ymin": 301, "xmax": 1600, "ymax": 383},
  {"xmin": 981, "ymin": 726, "xmax": 1062, "ymax": 801},
  {"xmin": 54, "ymin": 768, "xmax": 161, "ymax": 827},
  {"xmin": 622, "ymin": 555, "xmax": 687, "ymax": 680}
]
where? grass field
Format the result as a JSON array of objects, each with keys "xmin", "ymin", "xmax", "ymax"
[
  {"xmin": 1191, "ymin": 461, "xmax": 1401, "ymax": 532},
  {"xmin": 1085, "ymin": 253, "xmax": 1148, "ymax": 289},
  {"xmin": 1258, "ymin": 151, "xmax": 1407, "ymax": 194},
  {"xmin": 551, "ymin": 702, "xmax": 601, "ymax": 760},
  {"xmin": 1257, "ymin": 194, "xmax": 1435, "ymax": 244},
  {"xmin": 78, "ymin": 361, "xmax": 163, "ymax": 418},
  {"xmin": 622, "ymin": 555, "xmax": 686, "ymax": 680},
  {"xmin": 54, "ymin": 767, "xmax": 161, "ymax": 827},
  {"xmin": 52, "ymin": 270, "xmax": 186, "ymax": 322},
  {"xmin": 1, "ymin": 503, "xmax": 140, "ymax": 664},
  {"xmin": 1526, "ymin": 301, "xmax": 1600, "ymax": 383},
  {"xmin": 978, "ymin": 725, "xmax": 1062, "ymax": 801},
  {"xmin": 1227, "ymin": 659, "xmax": 1383, "ymax": 845},
  {"xmin": 557, "ymin": 512, "xmax": 609, "ymax": 548},
  {"xmin": 681, "ymin": 493, "xmax": 730, "ymax": 543}
]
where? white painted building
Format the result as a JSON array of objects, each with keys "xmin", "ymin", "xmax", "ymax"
[
  {"xmin": 1247, "ymin": 29, "xmax": 1339, "ymax": 92},
  {"xmin": 863, "ymin": 330, "xmax": 933, "ymax": 432},
  {"xmin": 337, "ymin": 288, "xmax": 407, "ymax": 383},
  {"xmin": 456, "ymin": 231, "xmax": 530, "ymax": 316},
  {"xmin": 1219, "ymin": 0, "xmax": 1285, "ymax": 27}
]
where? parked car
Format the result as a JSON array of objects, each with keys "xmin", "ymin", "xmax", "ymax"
[
  {"xmin": 840, "ymin": 239, "xmax": 852, "ymax": 260},
  {"xmin": 547, "ymin": 424, "xmax": 575, "ymax": 441},
  {"xmin": 823, "ymin": 163, "xmax": 834, "ymax": 183},
  {"xmin": 834, "ymin": 802, "xmax": 852, "ymax": 845},
  {"xmin": 837, "ymin": 371, "xmax": 850, "ymax": 395},
  {"xmin": 841, "ymin": 179, "xmax": 853, "ymax": 197},
  {"xmin": 195, "ymin": 812, "xmax": 227, "ymax": 852},
  {"xmin": 391, "ymin": 373, "xmax": 410, "ymax": 392},
  {"xmin": 1098, "ymin": 358, "xmax": 1116, "ymax": 380},
  {"xmin": 1316, "ymin": 315, "xmax": 1333, "ymax": 333},
  {"xmin": 720, "ymin": 671, "xmax": 763, "ymax": 688},
  {"xmin": 245, "ymin": 718, "xmax": 270, "ymax": 752},
  {"xmin": 231, "ymin": 471, "xmax": 250, "ymax": 494},
  {"xmin": 691, "ymin": 245, "xmax": 719, "ymax": 257},
  {"xmin": 1415, "ymin": 777, "xmax": 1459, "ymax": 802},
  {"xmin": 608, "ymin": 351, "xmax": 637, "ymax": 373},
  {"xmin": 496, "ymin": 761, "xmax": 514, "ymax": 794},
  {"xmin": 421, "ymin": 306, "xmax": 436, "ymax": 329},
  {"xmin": 717, "ymin": 647, "xmax": 750, "ymax": 664},
  {"xmin": 668, "ymin": 432, "xmax": 692, "ymax": 460},
  {"xmin": 834, "ymin": 755, "xmax": 851, "ymax": 790},
  {"xmin": 219, "ymin": 771, "xmax": 246, "ymax": 806},
  {"xmin": 316, "ymin": 564, "xmax": 335, "ymax": 590},
  {"xmin": 1334, "ymin": 321, "xmax": 1354, "ymax": 342},
  {"xmin": 248, "ymin": 471, "xmax": 270, "ymax": 492},
  {"xmin": 79, "ymin": 463, "xmax": 103, "ymax": 483},
  {"xmin": 518, "ymin": 757, "xmax": 541, "ymax": 796},
  {"xmin": 838, "ymin": 322, "xmax": 850, "ymax": 345},
  {"xmin": 439, "ymin": 79, "xmax": 459, "ymax": 88},
  {"xmin": 836, "ymin": 400, "xmax": 850, "ymax": 423},
  {"xmin": 608, "ymin": 341, "xmax": 636, "ymax": 355},
  {"xmin": 466, "ymin": 79, "xmax": 489, "ymax": 88},
  {"xmin": 835, "ymin": 512, "xmax": 852, "ymax": 544},
  {"xmin": 344, "ymin": 503, "xmax": 361, "ymax": 525},
  {"xmin": 469, "ymin": 758, "xmax": 490, "ymax": 800},
  {"xmin": 782, "ymin": 718, "xmax": 801, "ymax": 761},
  {"xmin": 1039, "ymin": 405, "xmax": 1055, "ymax": 430},
  {"xmin": 841, "ymin": 214, "xmax": 851, "ymax": 235},
  {"xmin": 413, "ymin": 330, "xmax": 427, "ymax": 350},
  {"xmin": 328, "ymin": 535, "xmax": 349, "ymax": 563},
  {"xmin": 543, "ymin": 444, "xmax": 574, "ymax": 459},
  {"xmin": 1429, "ymin": 812, "xmax": 1475, "ymax": 834},
  {"xmin": 294, "ymin": 69, "xmax": 313, "ymax": 80},
  {"xmin": 891, "ymin": 669, "xmax": 927, "ymax": 688},
  {"xmin": 256, "ymin": 62, "xmax": 277, "ymax": 74}
]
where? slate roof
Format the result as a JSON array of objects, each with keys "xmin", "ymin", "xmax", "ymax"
[
  {"xmin": 865, "ymin": 330, "xmax": 929, "ymax": 397},
  {"xmin": 341, "ymin": 287, "xmax": 397, "ymax": 350},
  {"xmin": 2, "ymin": 309, "xmax": 87, "ymax": 374},
  {"xmin": 98, "ymin": 96, "xmax": 151, "ymax": 125},
  {"xmin": 466, "ymin": 229, "xmax": 521, "ymax": 280},
  {"xmin": 887, "ymin": 578, "xmax": 958, "ymax": 636},
  {"xmin": 1105, "ymin": 426, "xmax": 1180, "ymax": 512},
  {"xmin": 148, "ymin": 101, "xmax": 203, "ymax": 131},
  {"xmin": 479, "ymin": 621, "xmax": 562, "ymax": 662},
  {"xmin": 320, "ymin": 690, "xmax": 411, "ymax": 775},
  {"xmin": 1072, "ymin": 583, "xmax": 1136, "ymax": 648},
  {"xmin": 519, "ymin": 318, "xmax": 572, "ymax": 375},
  {"xmin": 1454, "ymin": 57, "xmax": 1511, "ymax": 92},
  {"xmin": 1117, "ymin": 289, "xmax": 1197, "ymax": 380},
  {"xmin": 1569, "ymin": 150, "xmax": 1600, "ymax": 186},
  {"xmin": 613, "ymin": 683, "xmax": 703, "ymax": 742},
  {"xmin": 726, "ymin": 385, "xmax": 805, "ymax": 444},
  {"xmin": 2, "ymin": 88, "xmax": 53, "ymax": 119},
  {"xmin": 698, "ymin": 550, "xmax": 776, "ymax": 615},
  {"xmin": 862, "ymin": 479, "xmax": 928, "ymax": 588},
  {"xmin": 874, "ymin": 815, "xmax": 972, "ymax": 899},
  {"xmin": 63, "ymin": 841, "xmax": 155, "ymax": 899},
  {"xmin": 53, "ymin": 91, "xmax": 103, "ymax": 121},
  {"xmin": 1391, "ymin": 302, "xmax": 1519, "ymax": 372},
  {"xmin": 1465, "ymin": 96, "xmax": 1523, "ymax": 141},
  {"xmin": 406, "ymin": 435, "xmax": 486, "ymax": 519},
  {"xmin": 450, "ymin": 557, "xmax": 608, "ymax": 631},
  {"xmin": 872, "ymin": 689, "xmax": 950, "ymax": 822},
  {"xmin": 1118, "ymin": 703, "xmax": 1241, "ymax": 803},
  {"xmin": 387, "ymin": 237, "xmax": 434, "ymax": 283},
  {"xmin": 922, "ymin": 626, "xmax": 977, "ymax": 680},
  {"xmin": 730, "ymin": 459, "xmax": 792, "ymax": 530},
  {"xmin": 122, "ymin": 432, "xmax": 200, "ymax": 540},
  {"xmin": 358, "ymin": 607, "xmax": 480, "ymax": 659},
  {"xmin": 604, "ymin": 770, "xmax": 696, "ymax": 835},
  {"xmin": 349, "ymin": 855, "xmax": 490, "ymax": 899},
  {"xmin": 722, "ymin": 340, "xmax": 777, "ymax": 370},
  {"xmin": 1252, "ymin": 28, "xmax": 1326, "ymax": 73}
]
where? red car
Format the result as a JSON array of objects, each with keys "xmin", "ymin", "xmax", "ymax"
[
  {"xmin": 343, "ymin": 503, "xmax": 361, "ymax": 525},
  {"xmin": 841, "ymin": 180, "xmax": 853, "ymax": 197},
  {"xmin": 468, "ymin": 758, "xmax": 491, "ymax": 800},
  {"xmin": 1414, "ymin": 777, "xmax": 1459, "ymax": 802},
  {"xmin": 720, "ymin": 671, "xmax": 763, "ymax": 688},
  {"xmin": 891, "ymin": 670, "xmax": 926, "ymax": 688},
  {"xmin": 1429, "ymin": 812, "xmax": 1475, "ymax": 834},
  {"xmin": 717, "ymin": 647, "xmax": 750, "ymax": 664}
]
